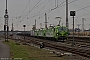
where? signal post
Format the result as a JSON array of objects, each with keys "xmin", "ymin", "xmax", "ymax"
[{"xmin": 70, "ymin": 11, "xmax": 76, "ymax": 46}]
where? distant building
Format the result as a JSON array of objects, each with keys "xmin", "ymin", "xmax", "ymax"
[{"xmin": 69, "ymin": 28, "xmax": 81, "ymax": 32}]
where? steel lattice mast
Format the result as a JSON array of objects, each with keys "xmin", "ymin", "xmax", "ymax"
[{"xmin": 4, "ymin": 0, "xmax": 9, "ymax": 42}]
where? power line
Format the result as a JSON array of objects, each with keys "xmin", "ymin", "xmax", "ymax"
[
  {"xmin": 29, "ymin": 0, "xmax": 77, "ymax": 21},
  {"xmin": 20, "ymin": 0, "xmax": 65, "ymax": 22},
  {"xmin": 72, "ymin": 3, "xmax": 90, "ymax": 12},
  {"xmin": 19, "ymin": 0, "xmax": 78, "ymax": 23},
  {"xmin": 38, "ymin": 0, "xmax": 78, "ymax": 19},
  {"xmin": 77, "ymin": 5, "xmax": 90, "ymax": 12},
  {"xmin": 55, "ymin": 0, "xmax": 79, "ymax": 18},
  {"xmin": 21, "ymin": 0, "xmax": 48, "ymax": 18},
  {"xmin": 27, "ymin": 0, "xmax": 51, "ymax": 19},
  {"xmin": 36, "ymin": 0, "xmax": 48, "ymax": 7},
  {"xmin": 20, "ymin": 0, "xmax": 30, "ymax": 17},
  {"xmin": 75, "ymin": 5, "xmax": 90, "ymax": 18},
  {"xmin": 27, "ymin": 0, "xmax": 66, "ymax": 20},
  {"xmin": 19, "ymin": 0, "xmax": 42, "ymax": 23}
]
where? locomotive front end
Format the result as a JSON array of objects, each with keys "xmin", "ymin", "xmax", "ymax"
[{"xmin": 57, "ymin": 26, "xmax": 68, "ymax": 41}]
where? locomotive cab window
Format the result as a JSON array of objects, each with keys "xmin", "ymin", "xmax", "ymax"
[
  {"xmin": 62, "ymin": 27, "xmax": 67, "ymax": 31},
  {"xmin": 58, "ymin": 27, "xmax": 67, "ymax": 31},
  {"xmin": 58, "ymin": 27, "xmax": 62, "ymax": 31}
]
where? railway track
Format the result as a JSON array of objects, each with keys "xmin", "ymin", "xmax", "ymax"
[
  {"xmin": 65, "ymin": 39, "xmax": 90, "ymax": 46},
  {"xmin": 15, "ymin": 35, "xmax": 90, "ymax": 58},
  {"xmin": 68, "ymin": 37, "xmax": 90, "ymax": 43},
  {"xmin": 3, "ymin": 34, "xmax": 89, "ymax": 59},
  {"xmin": 67, "ymin": 38, "xmax": 90, "ymax": 48}
]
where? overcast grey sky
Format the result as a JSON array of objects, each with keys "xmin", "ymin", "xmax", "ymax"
[{"xmin": 0, "ymin": 0, "xmax": 90, "ymax": 31}]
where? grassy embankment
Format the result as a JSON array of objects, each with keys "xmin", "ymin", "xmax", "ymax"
[{"xmin": 3, "ymin": 40, "xmax": 67, "ymax": 60}]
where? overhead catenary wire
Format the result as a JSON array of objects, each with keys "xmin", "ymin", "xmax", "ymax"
[
  {"xmin": 21, "ymin": 0, "xmax": 48, "ymax": 18},
  {"xmin": 19, "ymin": 0, "xmax": 66, "ymax": 23},
  {"xmin": 19, "ymin": 0, "xmax": 78, "ymax": 24},
  {"xmin": 72, "ymin": 3, "xmax": 90, "ymax": 12},
  {"xmin": 13, "ymin": 0, "xmax": 79, "ymax": 25},
  {"xmin": 16, "ymin": 0, "xmax": 89, "ymax": 29},
  {"xmin": 9, "ymin": 0, "xmax": 90, "ymax": 31},
  {"xmin": 77, "ymin": 5, "xmax": 90, "ymax": 12},
  {"xmin": 27, "ymin": 0, "xmax": 90, "ymax": 21},
  {"xmin": 19, "ymin": 0, "xmax": 65, "ymax": 23},
  {"xmin": 15, "ymin": 0, "xmax": 41, "ymax": 24},
  {"xmin": 19, "ymin": 0, "xmax": 42, "ymax": 23},
  {"xmin": 20, "ymin": 0, "xmax": 30, "ymax": 17},
  {"xmin": 71, "ymin": 3, "xmax": 90, "ymax": 18},
  {"xmin": 75, "ymin": 5, "xmax": 90, "ymax": 18},
  {"xmin": 36, "ymin": 0, "xmax": 78, "ymax": 20},
  {"xmin": 36, "ymin": 0, "xmax": 78, "ymax": 19},
  {"xmin": 26, "ymin": 0, "xmax": 66, "ymax": 20},
  {"xmin": 27, "ymin": 0, "xmax": 51, "ymax": 19}
]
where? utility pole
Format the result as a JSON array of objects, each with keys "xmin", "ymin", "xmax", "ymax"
[
  {"xmin": 82, "ymin": 18, "xmax": 86, "ymax": 32},
  {"xmin": 77, "ymin": 24, "xmax": 81, "ymax": 37},
  {"xmin": 66, "ymin": 0, "xmax": 69, "ymax": 40},
  {"xmin": 45, "ymin": 13, "xmax": 48, "ymax": 28},
  {"xmin": 66, "ymin": 0, "xmax": 68, "ymax": 30},
  {"xmin": 11, "ymin": 19, "xmax": 14, "ymax": 31},
  {"xmin": 12, "ymin": 23, "xmax": 13, "ymax": 31},
  {"xmin": 23, "ymin": 25, "xmax": 26, "ymax": 40},
  {"xmin": 11, "ymin": 22, "xmax": 13, "ymax": 37},
  {"xmin": 11, "ymin": 22, "xmax": 14, "ymax": 38},
  {"xmin": 4, "ymin": 0, "xmax": 9, "ymax": 42},
  {"xmin": 35, "ymin": 19, "xmax": 36, "ymax": 29},
  {"xmin": 82, "ymin": 18, "xmax": 86, "ymax": 36}
]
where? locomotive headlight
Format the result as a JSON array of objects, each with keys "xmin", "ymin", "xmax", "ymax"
[{"xmin": 57, "ymin": 33, "xmax": 58, "ymax": 35}]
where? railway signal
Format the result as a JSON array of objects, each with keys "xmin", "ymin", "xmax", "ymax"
[{"xmin": 70, "ymin": 11, "xmax": 76, "ymax": 46}]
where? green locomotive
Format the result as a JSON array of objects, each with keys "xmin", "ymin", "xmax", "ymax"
[{"xmin": 34, "ymin": 25, "xmax": 68, "ymax": 41}]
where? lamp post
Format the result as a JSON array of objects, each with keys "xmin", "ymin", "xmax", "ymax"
[
  {"xmin": 55, "ymin": 17, "xmax": 61, "ymax": 26},
  {"xmin": 23, "ymin": 25, "xmax": 26, "ymax": 40}
]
